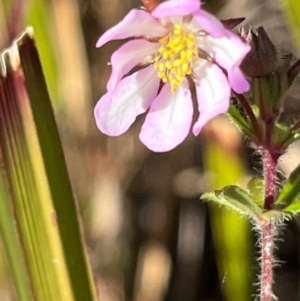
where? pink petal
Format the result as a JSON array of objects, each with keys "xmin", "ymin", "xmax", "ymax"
[
  {"xmin": 96, "ymin": 9, "xmax": 168, "ymax": 48},
  {"xmin": 140, "ymin": 80, "xmax": 193, "ymax": 152},
  {"xmin": 152, "ymin": 0, "xmax": 200, "ymax": 18},
  {"xmin": 197, "ymin": 32, "xmax": 250, "ymax": 93},
  {"xmin": 94, "ymin": 66, "xmax": 160, "ymax": 136},
  {"xmin": 192, "ymin": 10, "xmax": 229, "ymax": 37},
  {"xmin": 227, "ymin": 67, "xmax": 250, "ymax": 94},
  {"xmin": 192, "ymin": 61, "xmax": 231, "ymax": 135},
  {"xmin": 107, "ymin": 39, "xmax": 159, "ymax": 91}
]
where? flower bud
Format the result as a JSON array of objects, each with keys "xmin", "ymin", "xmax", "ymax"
[{"xmin": 240, "ymin": 27, "xmax": 277, "ymax": 77}]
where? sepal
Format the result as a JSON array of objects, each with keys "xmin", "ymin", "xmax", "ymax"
[{"xmin": 240, "ymin": 27, "xmax": 277, "ymax": 77}]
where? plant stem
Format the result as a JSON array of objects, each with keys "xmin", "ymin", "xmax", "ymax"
[
  {"xmin": 257, "ymin": 217, "xmax": 275, "ymax": 301},
  {"xmin": 261, "ymin": 148, "xmax": 278, "ymax": 210},
  {"xmin": 258, "ymin": 143, "xmax": 279, "ymax": 301}
]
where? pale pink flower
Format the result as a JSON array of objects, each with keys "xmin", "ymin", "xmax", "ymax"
[{"xmin": 95, "ymin": 0, "xmax": 250, "ymax": 152}]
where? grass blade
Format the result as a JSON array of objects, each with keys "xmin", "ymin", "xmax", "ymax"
[{"xmin": 0, "ymin": 28, "xmax": 97, "ymax": 301}]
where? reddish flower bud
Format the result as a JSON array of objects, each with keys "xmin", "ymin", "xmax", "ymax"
[{"xmin": 240, "ymin": 27, "xmax": 277, "ymax": 77}]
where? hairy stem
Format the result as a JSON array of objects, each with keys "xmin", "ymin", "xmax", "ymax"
[
  {"xmin": 258, "ymin": 144, "xmax": 279, "ymax": 301},
  {"xmin": 257, "ymin": 218, "xmax": 275, "ymax": 301},
  {"xmin": 261, "ymin": 148, "xmax": 278, "ymax": 210}
]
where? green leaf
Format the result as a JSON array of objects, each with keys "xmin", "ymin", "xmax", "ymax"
[
  {"xmin": 247, "ymin": 177, "xmax": 265, "ymax": 208},
  {"xmin": 283, "ymin": 201, "xmax": 300, "ymax": 214},
  {"xmin": 275, "ymin": 163, "xmax": 300, "ymax": 207},
  {"xmin": 0, "ymin": 28, "xmax": 96, "ymax": 301},
  {"xmin": 271, "ymin": 122, "xmax": 292, "ymax": 146},
  {"xmin": 26, "ymin": 0, "xmax": 62, "ymax": 108},
  {"xmin": 0, "ymin": 167, "xmax": 32, "ymax": 301},
  {"xmin": 201, "ymin": 185, "xmax": 263, "ymax": 218},
  {"xmin": 252, "ymin": 74, "xmax": 288, "ymax": 121},
  {"xmin": 283, "ymin": 129, "xmax": 300, "ymax": 146},
  {"xmin": 227, "ymin": 104, "xmax": 254, "ymax": 138}
]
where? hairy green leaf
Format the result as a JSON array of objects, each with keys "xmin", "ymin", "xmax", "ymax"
[
  {"xmin": 202, "ymin": 185, "xmax": 263, "ymax": 218},
  {"xmin": 227, "ymin": 104, "xmax": 254, "ymax": 138},
  {"xmin": 247, "ymin": 177, "xmax": 265, "ymax": 208}
]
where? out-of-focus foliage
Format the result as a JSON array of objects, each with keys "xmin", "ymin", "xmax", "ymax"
[
  {"xmin": 279, "ymin": 0, "xmax": 300, "ymax": 49},
  {"xmin": 203, "ymin": 118, "xmax": 253, "ymax": 301},
  {"xmin": 26, "ymin": 0, "xmax": 62, "ymax": 108}
]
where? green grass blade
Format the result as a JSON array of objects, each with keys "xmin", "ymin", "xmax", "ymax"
[
  {"xmin": 17, "ymin": 28, "xmax": 97, "ymax": 301},
  {"xmin": 26, "ymin": 0, "xmax": 62, "ymax": 108},
  {"xmin": 0, "ymin": 161, "xmax": 33, "ymax": 301},
  {"xmin": 0, "ymin": 28, "xmax": 96, "ymax": 301}
]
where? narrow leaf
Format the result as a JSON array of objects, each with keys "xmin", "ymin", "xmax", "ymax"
[
  {"xmin": 283, "ymin": 201, "xmax": 300, "ymax": 214},
  {"xmin": 271, "ymin": 122, "xmax": 292, "ymax": 148},
  {"xmin": 275, "ymin": 163, "xmax": 300, "ymax": 207},
  {"xmin": 0, "ymin": 28, "xmax": 96, "ymax": 301},
  {"xmin": 227, "ymin": 104, "xmax": 254, "ymax": 138},
  {"xmin": 283, "ymin": 129, "xmax": 300, "ymax": 146},
  {"xmin": 18, "ymin": 29, "xmax": 97, "ymax": 301},
  {"xmin": 26, "ymin": 0, "xmax": 62, "ymax": 108},
  {"xmin": 0, "ymin": 162, "xmax": 32, "ymax": 301}
]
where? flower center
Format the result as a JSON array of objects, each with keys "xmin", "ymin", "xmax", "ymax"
[{"xmin": 154, "ymin": 24, "xmax": 199, "ymax": 93}]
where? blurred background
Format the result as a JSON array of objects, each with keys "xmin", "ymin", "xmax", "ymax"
[{"xmin": 1, "ymin": 0, "xmax": 300, "ymax": 300}]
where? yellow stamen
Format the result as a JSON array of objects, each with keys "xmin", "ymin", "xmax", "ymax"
[{"xmin": 153, "ymin": 24, "xmax": 199, "ymax": 93}]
